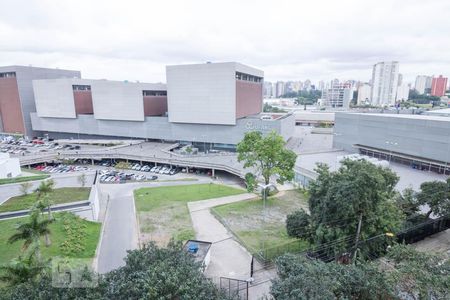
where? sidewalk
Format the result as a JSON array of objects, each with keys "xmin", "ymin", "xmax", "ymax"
[{"xmin": 187, "ymin": 193, "xmax": 275, "ymax": 300}]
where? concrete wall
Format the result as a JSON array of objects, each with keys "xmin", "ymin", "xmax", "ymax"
[
  {"xmin": 33, "ymin": 78, "xmax": 166, "ymax": 121},
  {"xmin": 236, "ymin": 80, "xmax": 263, "ymax": 118},
  {"xmin": 34, "ymin": 78, "xmax": 77, "ymax": 118},
  {"xmin": 333, "ymin": 112, "xmax": 450, "ymax": 163},
  {"xmin": 31, "ymin": 112, "xmax": 294, "ymax": 145},
  {"xmin": 0, "ymin": 77, "xmax": 25, "ymax": 134},
  {"xmin": 143, "ymin": 96, "xmax": 167, "ymax": 116},
  {"xmin": 167, "ymin": 63, "xmax": 237, "ymax": 125},
  {"xmin": 0, "ymin": 66, "xmax": 81, "ymax": 137},
  {"xmin": 167, "ymin": 62, "xmax": 264, "ymax": 125},
  {"xmin": 74, "ymin": 91, "xmax": 94, "ymax": 114}
]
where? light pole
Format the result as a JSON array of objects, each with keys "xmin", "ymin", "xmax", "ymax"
[{"xmin": 257, "ymin": 182, "xmax": 274, "ymax": 258}]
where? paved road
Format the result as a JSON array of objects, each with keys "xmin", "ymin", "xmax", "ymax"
[
  {"xmin": 96, "ymin": 183, "xmax": 140, "ymax": 274},
  {"xmin": 0, "ymin": 171, "xmax": 95, "ymax": 204},
  {"xmin": 188, "ymin": 194, "xmax": 276, "ymax": 300},
  {"xmin": 96, "ymin": 179, "xmax": 213, "ymax": 274}
]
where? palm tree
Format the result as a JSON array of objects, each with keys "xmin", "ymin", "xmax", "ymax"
[
  {"xmin": 0, "ymin": 246, "xmax": 46, "ymax": 285},
  {"xmin": 35, "ymin": 179, "xmax": 55, "ymax": 246},
  {"xmin": 8, "ymin": 209, "xmax": 53, "ymax": 259}
]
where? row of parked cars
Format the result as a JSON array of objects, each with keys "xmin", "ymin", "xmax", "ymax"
[
  {"xmin": 1, "ymin": 136, "xmax": 82, "ymax": 156},
  {"xmin": 129, "ymin": 163, "xmax": 181, "ymax": 175},
  {"xmin": 35, "ymin": 164, "xmax": 91, "ymax": 173},
  {"xmin": 99, "ymin": 169, "xmax": 157, "ymax": 183}
]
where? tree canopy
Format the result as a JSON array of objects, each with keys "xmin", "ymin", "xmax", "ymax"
[
  {"xmin": 1, "ymin": 242, "xmax": 231, "ymax": 300},
  {"xmin": 293, "ymin": 159, "xmax": 404, "ymax": 259},
  {"xmin": 416, "ymin": 178, "xmax": 450, "ymax": 218},
  {"xmin": 237, "ymin": 131, "xmax": 297, "ymax": 186},
  {"xmin": 271, "ymin": 244, "xmax": 450, "ymax": 300}
]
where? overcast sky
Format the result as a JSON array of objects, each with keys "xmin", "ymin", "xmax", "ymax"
[{"xmin": 1, "ymin": 0, "xmax": 449, "ymax": 84}]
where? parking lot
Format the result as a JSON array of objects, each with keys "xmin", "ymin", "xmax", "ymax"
[{"xmin": 1, "ymin": 135, "xmax": 112, "ymax": 157}]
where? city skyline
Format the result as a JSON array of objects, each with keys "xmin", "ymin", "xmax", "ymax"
[{"xmin": 1, "ymin": 0, "xmax": 450, "ymax": 83}]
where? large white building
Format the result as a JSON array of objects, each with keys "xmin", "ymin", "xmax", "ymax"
[
  {"xmin": 370, "ymin": 61, "xmax": 399, "ymax": 106},
  {"xmin": 321, "ymin": 83, "xmax": 352, "ymax": 108},
  {"xmin": 357, "ymin": 83, "xmax": 371, "ymax": 104},
  {"xmin": 27, "ymin": 62, "xmax": 295, "ymax": 149}
]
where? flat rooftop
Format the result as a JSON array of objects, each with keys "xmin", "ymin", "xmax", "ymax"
[
  {"xmin": 341, "ymin": 112, "xmax": 450, "ymax": 122},
  {"xmin": 295, "ymin": 150, "xmax": 448, "ymax": 191}
]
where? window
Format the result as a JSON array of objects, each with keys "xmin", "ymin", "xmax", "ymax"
[
  {"xmin": 235, "ymin": 72, "xmax": 262, "ymax": 83},
  {"xmin": 0, "ymin": 72, "xmax": 16, "ymax": 78},
  {"xmin": 72, "ymin": 85, "xmax": 91, "ymax": 91},
  {"xmin": 143, "ymin": 90, "xmax": 167, "ymax": 96}
]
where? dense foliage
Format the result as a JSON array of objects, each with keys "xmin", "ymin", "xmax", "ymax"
[
  {"xmin": 271, "ymin": 244, "xmax": 450, "ymax": 300},
  {"xmin": 271, "ymin": 252, "xmax": 393, "ymax": 299},
  {"xmin": 286, "ymin": 209, "xmax": 310, "ymax": 239},
  {"xmin": 287, "ymin": 160, "xmax": 404, "ymax": 259},
  {"xmin": 1, "ymin": 242, "xmax": 231, "ymax": 300},
  {"xmin": 263, "ymin": 103, "xmax": 287, "ymax": 113},
  {"xmin": 416, "ymin": 178, "xmax": 450, "ymax": 218},
  {"xmin": 237, "ymin": 131, "xmax": 297, "ymax": 187}
]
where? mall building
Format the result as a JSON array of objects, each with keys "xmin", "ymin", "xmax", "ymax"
[
  {"xmin": 333, "ymin": 112, "xmax": 450, "ymax": 174},
  {"xmin": 1, "ymin": 62, "xmax": 294, "ymax": 150}
]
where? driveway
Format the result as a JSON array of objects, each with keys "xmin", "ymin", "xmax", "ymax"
[{"xmin": 96, "ymin": 179, "xmax": 211, "ymax": 273}]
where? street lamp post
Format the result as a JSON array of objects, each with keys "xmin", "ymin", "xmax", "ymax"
[{"xmin": 257, "ymin": 182, "xmax": 274, "ymax": 258}]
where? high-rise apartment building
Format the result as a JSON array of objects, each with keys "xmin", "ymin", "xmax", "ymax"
[
  {"xmin": 370, "ymin": 61, "xmax": 399, "ymax": 106},
  {"xmin": 321, "ymin": 83, "xmax": 352, "ymax": 108},
  {"xmin": 396, "ymin": 83, "xmax": 410, "ymax": 101},
  {"xmin": 275, "ymin": 81, "xmax": 285, "ymax": 97},
  {"xmin": 357, "ymin": 83, "xmax": 371, "ymax": 104},
  {"xmin": 415, "ymin": 75, "xmax": 431, "ymax": 94},
  {"xmin": 431, "ymin": 75, "xmax": 448, "ymax": 97}
]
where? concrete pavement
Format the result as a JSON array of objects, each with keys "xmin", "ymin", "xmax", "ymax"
[
  {"xmin": 188, "ymin": 193, "xmax": 276, "ymax": 300},
  {"xmin": 0, "ymin": 171, "xmax": 95, "ymax": 204}
]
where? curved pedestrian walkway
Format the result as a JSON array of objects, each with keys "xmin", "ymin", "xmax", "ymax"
[{"xmin": 187, "ymin": 193, "xmax": 276, "ymax": 300}]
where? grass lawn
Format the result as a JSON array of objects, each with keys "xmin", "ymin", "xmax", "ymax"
[
  {"xmin": 212, "ymin": 189, "xmax": 310, "ymax": 261},
  {"xmin": 0, "ymin": 174, "xmax": 50, "ymax": 185},
  {"xmin": 134, "ymin": 183, "xmax": 246, "ymax": 245},
  {"xmin": 0, "ymin": 187, "xmax": 90, "ymax": 213},
  {"xmin": 0, "ymin": 212, "xmax": 101, "ymax": 266}
]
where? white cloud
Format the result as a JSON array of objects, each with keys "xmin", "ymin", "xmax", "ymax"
[{"xmin": 1, "ymin": 0, "xmax": 449, "ymax": 84}]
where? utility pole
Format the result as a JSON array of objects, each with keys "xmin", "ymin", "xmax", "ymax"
[{"xmin": 353, "ymin": 212, "xmax": 363, "ymax": 262}]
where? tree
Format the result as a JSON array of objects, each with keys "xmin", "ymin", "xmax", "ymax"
[
  {"xmin": 0, "ymin": 248, "xmax": 46, "ymax": 286},
  {"xmin": 271, "ymin": 253, "xmax": 393, "ymax": 300},
  {"xmin": 102, "ymin": 241, "xmax": 228, "ymax": 299},
  {"xmin": 286, "ymin": 209, "xmax": 311, "ymax": 239},
  {"xmin": 8, "ymin": 209, "xmax": 53, "ymax": 260},
  {"xmin": 1, "ymin": 242, "xmax": 231, "ymax": 299},
  {"xmin": 306, "ymin": 160, "xmax": 404, "ymax": 260},
  {"xmin": 271, "ymin": 244, "xmax": 450, "ymax": 300},
  {"xmin": 395, "ymin": 187, "xmax": 421, "ymax": 217},
  {"xmin": 244, "ymin": 172, "xmax": 256, "ymax": 192},
  {"xmin": 35, "ymin": 179, "xmax": 55, "ymax": 246},
  {"xmin": 385, "ymin": 244, "xmax": 450, "ymax": 299},
  {"xmin": 416, "ymin": 178, "xmax": 450, "ymax": 218},
  {"xmin": 35, "ymin": 179, "xmax": 55, "ymax": 200},
  {"xmin": 78, "ymin": 173, "xmax": 87, "ymax": 187},
  {"xmin": 19, "ymin": 182, "xmax": 33, "ymax": 196},
  {"xmin": 237, "ymin": 131, "xmax": 297, "ymax": 197}
]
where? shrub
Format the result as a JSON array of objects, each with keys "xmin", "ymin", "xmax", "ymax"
[{"xmin": 286, "ymin": 209, "xmax": 311, "ymax": 239}]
